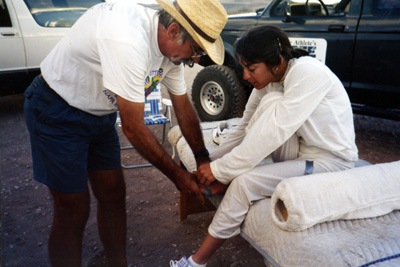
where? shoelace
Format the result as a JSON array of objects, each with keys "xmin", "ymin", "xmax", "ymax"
[
  {"xmin": 170, "ymin": 259, "xmax": 183, "ymax": 267},
  {"xmin": 169, "ymin": 258, "xmax": 192, "ymax": 267}
]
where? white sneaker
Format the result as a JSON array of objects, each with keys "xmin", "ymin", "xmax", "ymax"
[
  {"xmin": 170, "ymin": 256, "xmax": 193, "ymax": 267},
  {"xmin": 212, "ymin": 121, "xmax": 233, "ymax": 145}
]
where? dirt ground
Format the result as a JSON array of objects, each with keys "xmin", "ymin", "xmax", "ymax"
[{"xmin": 1, "ymin": 76, "xmax": 399, "ymax": 266}]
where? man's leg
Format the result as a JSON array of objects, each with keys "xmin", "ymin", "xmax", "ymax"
[
  {"xmin": 48, "ymin": 188, "xmax": 91, "ymax": 267},
  {"xmin": 88, "ymin": 168, "xmax": 127, "ymax": 267}
]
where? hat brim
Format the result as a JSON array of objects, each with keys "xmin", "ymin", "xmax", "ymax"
[{"xmin": 156, "ymin": 0, "xmax": 225, "ymax": 65}]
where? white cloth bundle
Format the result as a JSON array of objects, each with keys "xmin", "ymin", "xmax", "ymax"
[
  {"xmin": 167, "ymin": 118, "xmax": 241, "ymax": 172},
  {"xmin": 271, "ymin": 161, "xmax": 400, "ymax": 231}
]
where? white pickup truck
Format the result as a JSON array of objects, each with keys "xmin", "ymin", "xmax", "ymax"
[{"xmin": 0, "ymin": 0, "xmax": 104, "ymax": 96}]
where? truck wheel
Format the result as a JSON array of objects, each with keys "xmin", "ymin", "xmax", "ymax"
[{"xmin": 192, "ymin": 65, "xmax": 247, "ymax": 121}]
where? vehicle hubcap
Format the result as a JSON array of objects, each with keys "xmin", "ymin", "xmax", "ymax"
[{"xmin": 200, "ymin": 81, "xmax": 225, "ymax": 115}]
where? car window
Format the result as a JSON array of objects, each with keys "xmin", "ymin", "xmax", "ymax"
[
  {"xmin": 0, "ymin": 0, "xmax": 12, "ymax": 27},
  {"xmin": 23, "ymin": 0, "xmax": 104, "ymax": 27},
  {"xmin": 373, "ymin": 0, "xmax": 400, "ymax": 15},
  {"xmin": 270, "ymin": 0, "xmax": 350, "ymax": 17}
]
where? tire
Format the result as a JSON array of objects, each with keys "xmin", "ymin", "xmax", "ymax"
[{"xmin": 191, "ymin": 65, "xmax": 247, "ymax": 121}]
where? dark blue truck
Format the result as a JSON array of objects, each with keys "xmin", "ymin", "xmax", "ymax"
[{"xmin": 192, "ymin": 0, "xmax": 400, "ymax": 121}]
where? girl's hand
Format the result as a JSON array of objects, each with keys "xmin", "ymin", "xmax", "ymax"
[{"xmin": 195, "ymin": 163, "xmax": 216, "ymax": 186}]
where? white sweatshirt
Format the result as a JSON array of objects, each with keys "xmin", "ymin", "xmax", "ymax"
[{"xmin": 210, "ymin": 56, "xmax": 358, "ymax": 184}]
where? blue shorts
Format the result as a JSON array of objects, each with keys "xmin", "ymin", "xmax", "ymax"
[{"xmin": 24, "ymin": 75, "xmax": 121, "ymax": 193}]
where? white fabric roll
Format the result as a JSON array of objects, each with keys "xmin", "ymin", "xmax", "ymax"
[
  {"xmin": 167, "ymin": 119, "xmax": 241, "ymax": 172},
  {"xmin": 271, "ymin": 161, "xmax": 400, "ymax": 231}
]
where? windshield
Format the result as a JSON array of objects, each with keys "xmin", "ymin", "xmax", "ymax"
[
  {"xmin": 24, "ymin": 0, "xmax": 104, "ymax": 27},
  {"xmin": 220, "ymin": 0, "xmax": 269, "ymax": 15}
]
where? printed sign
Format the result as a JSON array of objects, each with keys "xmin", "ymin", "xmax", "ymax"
[{"xmin": 289, "ymin": 38, "xmax": 327, "ymax": 63}]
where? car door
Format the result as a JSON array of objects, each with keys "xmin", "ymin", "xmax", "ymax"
[
  {"xmin": 0, "ymin": 0, "xmax": 25, "ymax": 73},
  {"xmin": 351, "ymin": 0, "xmax": 400, "ymax": 109},
  {"xmin": 256, "ymin": 0, "xmax": 363, "ymax": 88}
]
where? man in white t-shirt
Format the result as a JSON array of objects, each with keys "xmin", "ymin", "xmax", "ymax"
[{"xmin": 23, "ymin": 0, "xmax": 227, "ymax": 265}]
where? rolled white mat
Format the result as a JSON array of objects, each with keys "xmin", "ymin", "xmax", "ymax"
[{"xmin": 271, "ymin": 161, "xmax": 400, "ymax": 231}]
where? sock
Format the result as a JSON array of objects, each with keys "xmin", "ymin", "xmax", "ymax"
[{"xmin": 188, "ymin": 256, "xmax": 207, "ymax": 267}]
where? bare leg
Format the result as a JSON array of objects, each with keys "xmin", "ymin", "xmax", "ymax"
[
  {"xmin": 89, "ymin": 168, "xmax": 127, "ymax": 267},
  {"xmin": 48, "ymin": 188, "xmax": 90, "ymax": 267},
  {"xmin": 192, "ymin": 234, "xmax": 226, "ymax": 264}
]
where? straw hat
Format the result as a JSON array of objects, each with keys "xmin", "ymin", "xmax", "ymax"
[{"xmin": 156, "ymin": 0, "xmax": 228, "ymax": 65}]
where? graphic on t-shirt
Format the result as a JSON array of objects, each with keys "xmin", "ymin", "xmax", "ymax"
[
  {"xmin": 144, "ymin": 68, "xmax": 163, "ymax": 98},
  {"xmin": 102, "ymin": 89, "xmax": 119, "ymax": 108}
]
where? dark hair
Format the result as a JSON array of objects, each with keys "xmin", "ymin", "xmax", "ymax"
[
  {"xmin": 234, "ymin": 25, "xmax": 308, "ymax": 70},
  {"xmin": 158, "ymin": 9, "xmax": 192, "ymax": 42}
]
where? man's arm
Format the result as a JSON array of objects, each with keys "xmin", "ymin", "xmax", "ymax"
[
  {"xmin": 117, "ymin": 96, "xmax": 204, "ymax": 203},
  {"xmin": 168, "ymin": 93, "xmax": 210, "ymax": 166}
]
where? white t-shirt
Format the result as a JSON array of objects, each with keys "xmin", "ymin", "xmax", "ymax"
[
  {"xmin": 210, "ymin": 57, "xmax": 358, "ymax": 183},
  {"xmin": 41, "ymin": 1, "xmax": 186, "ymax": 116}
]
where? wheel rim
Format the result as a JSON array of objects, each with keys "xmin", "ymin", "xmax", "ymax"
[{"xmin": 200, "ymin": 81, "xmax": 225, "ymax": 116}]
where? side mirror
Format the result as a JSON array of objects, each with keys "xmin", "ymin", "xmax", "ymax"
[
  {"xmin": 282, "ymin": 1, "xmax": 306, "ymax": 24},
  {"xmin": 256, "ymin": 7, "xmax": 265, "ymax": 15},
  {"xmin": 282, "ymin": 1, "xmax": 293, "ymax": 22}
]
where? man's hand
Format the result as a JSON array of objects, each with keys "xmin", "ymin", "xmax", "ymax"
[
  {"xmin": 117, "ymin": 96, "xmax": 203, "ymax": 202},
  {"xmin": 175, "ymin": 170, "xmax": 205, "ymax": 204},
  {"xmin": 196, "ymin": 163, "xmax": 216, "ymax": 186}
]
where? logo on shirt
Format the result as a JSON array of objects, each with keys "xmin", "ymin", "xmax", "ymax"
[
  {"xmin": 144, "ymin": 68, "xmax": 163, "ymax": 97},
  {"xmin": 102, "ymin": 89, "xmax": 118, "ymax": 108}
]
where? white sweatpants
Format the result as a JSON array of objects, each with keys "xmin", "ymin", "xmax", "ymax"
[{"xmin": 208, "ymin": 135, "xmax": 354, "ymax": 239}]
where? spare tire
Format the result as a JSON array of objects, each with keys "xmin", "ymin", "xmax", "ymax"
[{"xmin": 191, "ymin": 65, "xmax": 247, "ymax": 121}]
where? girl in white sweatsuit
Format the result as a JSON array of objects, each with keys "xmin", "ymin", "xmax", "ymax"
[{"xmin": 171, "ymin": 25, "xmax": 358, "ymax": 267}]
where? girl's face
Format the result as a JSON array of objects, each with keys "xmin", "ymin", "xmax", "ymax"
[{"xmin": 241, "ymin": 61, "xmax": 279, "ymax": 90}]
